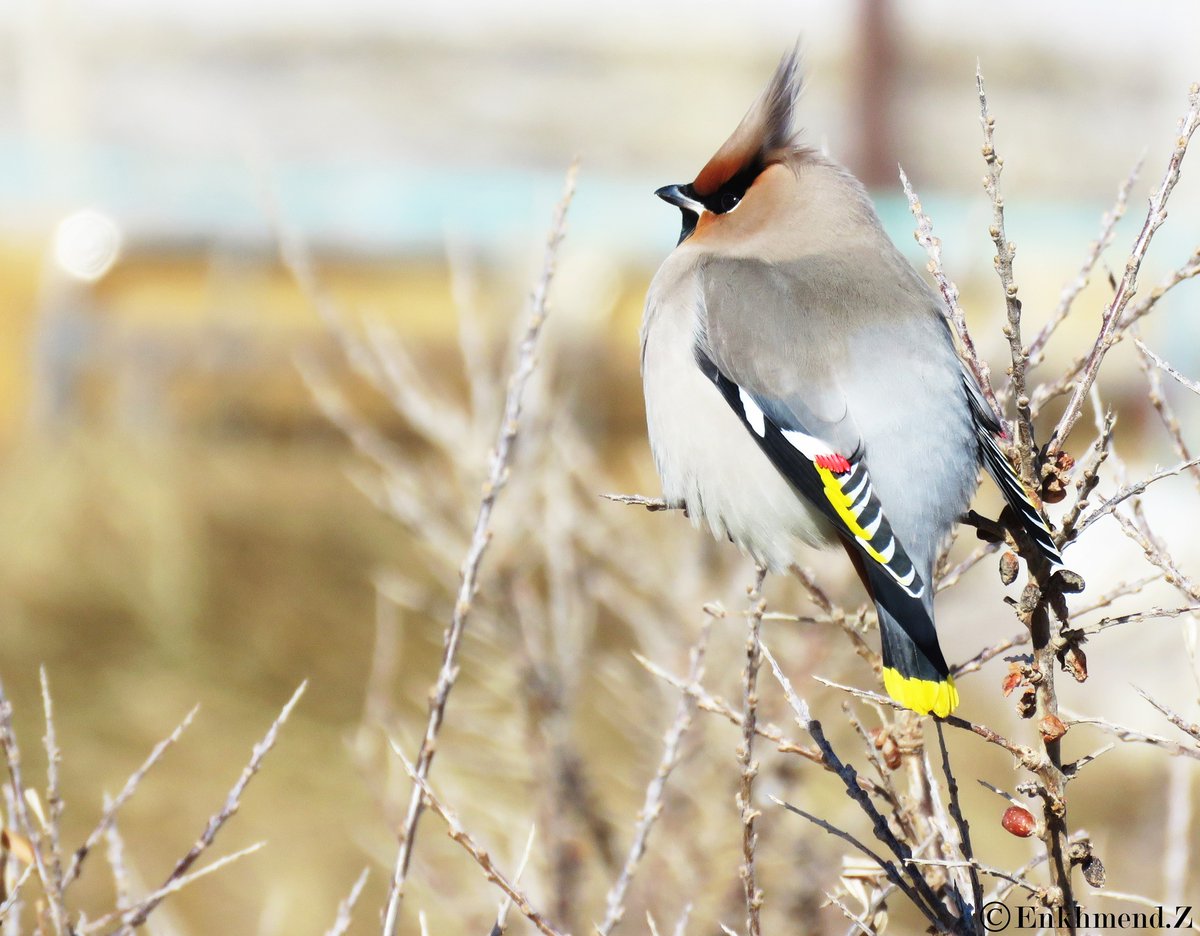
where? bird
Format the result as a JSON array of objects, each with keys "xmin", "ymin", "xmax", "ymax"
[{"xmin": 640, "ymin": 47, "xmax": 1061, "ymax": 717}]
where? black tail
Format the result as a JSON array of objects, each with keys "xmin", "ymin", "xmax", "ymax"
[
  {"xmin": 961, "ymin": 368, "xmax": 1063, "ymax": 566},
  {"xmin": 864, "ymin": 557, "xmax": 958, "ymax": 717},
  {"xmin": 977, "ymin": 431, "xmax": 1063, "ymax": 565}
]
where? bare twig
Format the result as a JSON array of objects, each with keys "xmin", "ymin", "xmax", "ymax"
[
  {"xmin": 761, "ymin": 649, "xmax": 956, "ymax": 932},
  {"xmin": 1069, "ymin": 574, "xmax": 1163, "ymax": 618},
  {"xmin": 978, "ymin": 67, "xmax": 1036, "ymax": 488},
  {"xmin": 598, "ymin": 620, "xmax": 712, "ymax": 935},
  {"xmin": 1057, "ymin": 409, "xmax": 1115, "ymax": 548},
  {"xmin": 900, "ymin": 167, "xmax": 1000, "ymax": 420},
  {"xmin": 771, "ymin": 795, "xmax": 932, "ymax": 928},
  {"xmin": 1026, "ymin": 156, "xmax": 1142, "ymax": 370},
  {"xmin": 812, "ymin": 677, "xmax": 1043, "ymax": 769},
  {"xmin": 904, "ymin": 857, "xmax": 1040, "ymax": 898},
  {"xmin": 1066, "ymin": 713, "xmax": 1199, "ymax": 761},
  {"xmin": 951, "ymin": 632, "xmax": 1028, "ymax": 678},
  {"xmin": 1075, "ymin": 606, "xmax": 1200, "ymax": 637},
  {"xmin": 64, "ymin": 706, "xmax": 199, "ymax": 889},
  {"xmin": 737, "ymin": 567, "xmax": 767, "ymax": 936},
  {"xmin": 600, "ymin": 493, "xmax": 674, "ymax": 512},
  {"xmin": 39, "ymin": 669, "xmax": 66, "ymax": 913},
  {"xmin": 934, "ymin": 721, "xmax": 982, "ymax": 917},
  {"xmin": 117, "ymin": 683, "xmax": 306, "ymax": 931},
  {"xmin": 1075, "ymin": 456, "xmax": 1200, "ymax": 535},
  {"xmin": 492, "ymin": 824, "xmax": 536, "ymax": 936},
  {"xmin": 1051, "ymin": 83, "xmax": 1200, "ymax": 452},
  {"xmin": 632, "ymin": 653, "xmax": 888, "ymax": 796},
  {"xmin": 1121, "ymin": 247, "xmax": 1200, "ymax": 333},
  {"xmin": 382, "ymin": 162, "xmax": 578, "ymax": 935},
  {"xmin": 389, "ymin": 743, "xmax": 566, "ymax": 936},
  {"xmin": 324, "ymin": 868, "xmax": 369, "ymax": 936},
  {"xmin": 101, "ymin": 800, "xmax": 132, "ymax": 914},
  {"xmin": 1134, "ymin": 338, "xmax": 1200, "ymax": 396},
  {"xmin": 89, "ymin": 842, "xmax": 266, "ymax": 936},
  {"xmin": 1135, "ymin": 331, "xmax": 1200, "ymax": 493},
  {"xmin": 1133, "ymin": 686, "xmax": 1200, "ymax": 743},
  {"xmin": 0, "ymin": 676, "xmax": 67, "ymax": 935},
  {"xmin": 0, "ymin": 863, "xmax": 34, "ymax": 920}
]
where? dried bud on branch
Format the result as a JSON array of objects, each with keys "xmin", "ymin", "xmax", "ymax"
[
  {"xmin": 1039, "ymin": 714, "xmax": 1068, "ymax": 743},
  {"xmin": 999, "ymin": 551, "xmax": 1020, "ymax": 585}
]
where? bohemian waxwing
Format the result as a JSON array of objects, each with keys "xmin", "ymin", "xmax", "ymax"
[{"xmin": 641, "ymin": 48, "xmax": 1061, "ymax": 717}]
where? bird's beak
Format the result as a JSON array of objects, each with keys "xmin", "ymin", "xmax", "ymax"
[{"xmin": 655, "ymin": 184, "xmax": 704, "ymax": 215}]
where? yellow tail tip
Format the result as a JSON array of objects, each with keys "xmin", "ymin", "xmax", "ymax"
[{"xmin": 882, "ymin": 668, "xmax": 959, "ymax": 717}]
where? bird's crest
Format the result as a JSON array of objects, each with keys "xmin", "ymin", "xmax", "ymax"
[{"xmin": 692, "ymin": 45, "xmax": 805, "ymax": 198}]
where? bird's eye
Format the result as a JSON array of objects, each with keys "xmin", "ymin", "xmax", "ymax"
[{"xmin": 720, "ymin": 192, "xmax": 741, "ymax": 213}]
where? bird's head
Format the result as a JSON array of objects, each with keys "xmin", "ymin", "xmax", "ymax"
[{"xmin": 656, "ymin": 46, "xmax": 806, "ymax": 246}]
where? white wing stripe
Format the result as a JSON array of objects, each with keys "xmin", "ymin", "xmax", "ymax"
[
  {"xmin": 740, "ymin": 391, "xmax": 766, "ymax": 436},
  {"xmin": 780, "ymin": 428, "xmax": 835, "ymax": 460}
]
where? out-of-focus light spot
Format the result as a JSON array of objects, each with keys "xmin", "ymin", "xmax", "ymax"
[{"xmin": 53, "ymin": 210, "xmax": 122, "ymax": 282}]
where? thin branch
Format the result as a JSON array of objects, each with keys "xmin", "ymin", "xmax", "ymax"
[
  {"xmin": 1075, "ymin": 606, "xmax": 1200, "ymax": 637},
  {"xmin": 64, "ymin": 706, "xmax": 199, "ymax": 889},
  {"xmin": 737, "ymin": 568, "xmax": 767, "ymax": 936},
  {"xmin": 812, "ymin": 677, "xmax": 1043, "ymax": 769},
  {"xmin": 492, "ymin": 824, "xmax": 536, "ymax": 936},
  {"xmin": 383, "ymin": 162, "xmax": 578, "ymax": 934},
  {"xmin": 1069, "ymin": 574, "xmax": 1163, "ymax": 618},
  {"xmin": 904, "ymin": 858, "xmax": 1040, "ymax": 898},
  {"xmin": 1057, "ymin": 408, "xmax": 1116, "ymax": 548},
  {"xmin": 771, "ymin": 796, "xmax": 932, "ymax": 927},
  {"xmin": 0, "ymin": 675, "xmax": 67, "ymax": 935},
  {"xmin": 101, "ymin": 800, "xmax": 132, "ymax": 915},
  {"xmin": 1075, "ymin": 456, "xmax": 1200, "ymax": 535},
  {"xmin": 934, "ymin": 721, "xmax": 982, "ymax": 917},
  {"xmin": 39, "ymin": 668, "xmax": 67, "ymax": 912},
  {"xmin": 1051, "ymin": 83, "xmax": 1200, "ymax": 452},
  {"xmin": 1133, "ymin": 686, "xmax": 1200, "ymax": 743},
  {"xmin": 937, "ymin": 540, "xmax": 1003, "ymax": 593},
  {"xmin": 978, "ymin": 67, "xmax": 1036, "ymax": 488},
  {"xmin": 632, "ymin": 653, "xmax": 888, "ymax": 797},
  {"xmin": 598, "ymin": 619, "xmax": 712, "ymax": 935},
  {"xmin": 1066, "ymin": 713, "xmax": 1200, "ymax": 761},
  {"xmin": 1135, "ymin": 330, "xmax": 1200, "ymax": 494},
  {"xmin": 89, "ymin": 842, "xmax": 265, "ymax": 936},
  {"xmin": 389, "ymin": 743, "xmax": 566, "ymax": 936},
  {"xmin": 1027, "ymin": 155, "xmax": 1142, "ymax": 369},
  {"xmin": 1134, "ymin": 338, "xmax": 1200, "ymax": 396},
  {"xmin": 118, "ymin": 683, "xmax": 306, "ymax": 931},
  {"xmin": 951, "ymin": 631, "xmax": 1028, "ymax": 678},
  {"xmin": 761, "ymin": 650, "xmax": 956, "ymax": 932},
  {"xmin": 899, "ymin": 167, "xmax": 1000, "ymax": 420},
  {"xmin": 1121, "ymin": 247, "xmax": 1200, "ymax": 333},
  {"xmin": 599, "ymin": 493, "xmax": 674, "ymax": 512},
  {"xmin": 1114, "ymin": 511, "xmax": 1200, "ymax": 603},
  {"xmin": 324, "ymin": 868, "xmax": 370, "ymax": 936},
  {"xmin": 824, "ymin": 890, "xmax": 877, "ymax": 936}
]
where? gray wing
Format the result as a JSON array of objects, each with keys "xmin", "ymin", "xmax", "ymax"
[{"xmin": 695, "ymin": 251, "xmax": 979, "ymax": 573}]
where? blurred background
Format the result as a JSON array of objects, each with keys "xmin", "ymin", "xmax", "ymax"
[{"xmin": 1, "ymin": 0, "xmax": 1199, "ymax": 932}]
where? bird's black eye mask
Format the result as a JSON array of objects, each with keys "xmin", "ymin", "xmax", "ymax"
[
  {"xmin": 699, "ymin": 162, "xmax": 761, "ymax": 215},
  {"xmin": 674, "ymin": 163, "xmax": 762, "ymax": 243}
]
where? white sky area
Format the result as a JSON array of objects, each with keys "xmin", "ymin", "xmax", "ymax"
[
  {"xmin": 16, "ymin": 0, "xmax": 1195, "ymax": 51},
  {"xmin": 1, "ymin": 0, "xmax": 1197, "ymax": 261}
]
